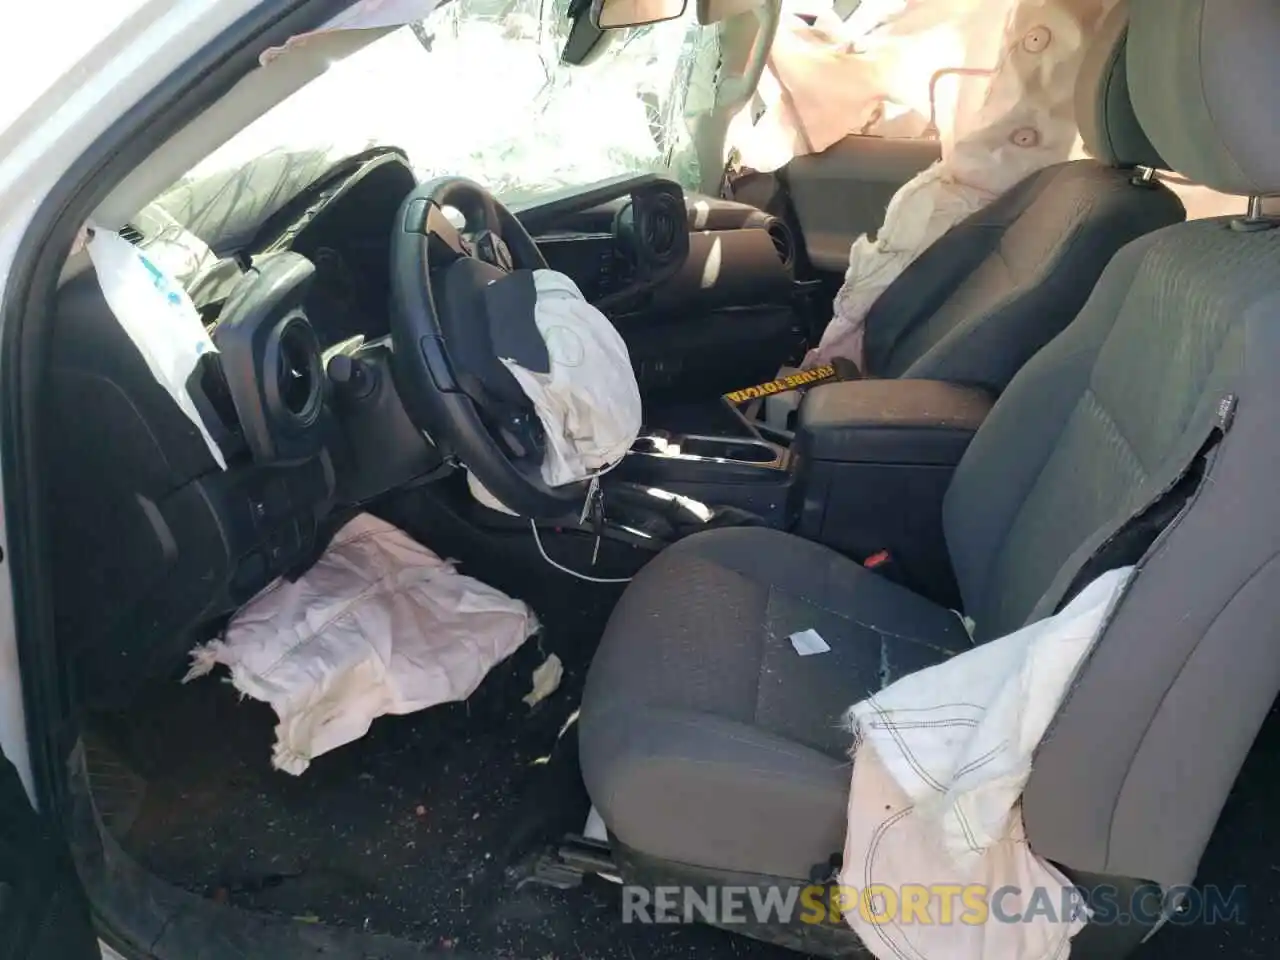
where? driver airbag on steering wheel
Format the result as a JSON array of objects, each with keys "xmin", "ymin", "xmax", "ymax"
[{"xmin": 390, "ymin": 177, "xmax": 641, "ymax": 517}]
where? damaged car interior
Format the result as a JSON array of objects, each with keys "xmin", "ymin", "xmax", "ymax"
[{"xmin": 18, "ymin": 0, "xmax": 1280, "ymax": 958}]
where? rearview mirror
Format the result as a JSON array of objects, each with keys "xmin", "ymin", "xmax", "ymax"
[{"xmin": 591, "ymin": 0, "xmax": 688, "ymax": 29}]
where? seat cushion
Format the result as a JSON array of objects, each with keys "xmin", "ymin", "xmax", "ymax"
[{"xmin": 579, "ymin": 527, "xmax": 971, "ymax": 880}]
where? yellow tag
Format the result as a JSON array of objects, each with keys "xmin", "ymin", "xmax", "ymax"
[{"xmin": 723, "ymin": 364, "xmax": 837, "ymax": 404}]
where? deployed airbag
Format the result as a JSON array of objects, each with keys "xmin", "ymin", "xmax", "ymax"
[
  {"xmin": 505, "ymin": 270, "xmax": 642, "ymax": 488},
  {"xmin": 87, "ymin": 228, "xmax": 227, "ymax": 469},
  {"xmin": 809, "ymin": 0, "xmax": 1120, "ymax": 367},
  {"xmin": 728, "ymin": 0, "xmax": 1121, "ymax": 370},
  {"xmin": 185, "ymin": 514, "xmax": 538, "ymax": 774},
  {"xmin": 839, "ymin": 567, "xmax": 1133, "ymax": 959},
  {"xmin": 470, "ymin": 269, "xmax": 642, "ymax": 513}
]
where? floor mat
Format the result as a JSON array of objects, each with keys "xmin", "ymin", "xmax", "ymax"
[
  {"xmin": 89, "ymin": 484, "xmax": 798, "ymax": 959},
  {"xmin": 91, "ymin": 683, "xmax": 1280, "ymax": 959}
]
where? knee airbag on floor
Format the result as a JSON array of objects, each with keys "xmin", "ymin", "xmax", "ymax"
[{"xmin": 184, "ymin": 513, "xmax": 538, "ymax": 774}]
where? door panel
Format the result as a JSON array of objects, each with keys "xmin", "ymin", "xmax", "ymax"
[
  {"xmin": 781, "ymin": 135, "xmax": 941, "ymax": 272},
  {"xmin": 0, "ymin": 750, "xmax": 99, "ymax": 960}
]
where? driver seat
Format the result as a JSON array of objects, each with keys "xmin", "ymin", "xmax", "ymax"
[{"xmin": 580, "ymin": 1, "xmax": 1280, "ymax": 955}]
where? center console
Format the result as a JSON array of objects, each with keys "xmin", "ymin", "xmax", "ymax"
[
  {"xmin": 790, "ymin": 379, "xmax": 993, "ymax": 603},
  {"xmin": 613, "ymin": 380, "xmax": 994, "ymax": 602},
  {"xmin": 619, "ymin": 430, "xmax": 793, "ymax": 524},
  {"xmin": 611, "ymin": 398, "xmax": 795, "ymax": 524}
]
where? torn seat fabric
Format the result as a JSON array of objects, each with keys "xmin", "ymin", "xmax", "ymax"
[
  {"xmin": 579, "ymin": 526, "xmax": 972, "ymax": 881},
  {"xmin": 840, "ymin": 567, "xmax": 1132, "ymax": 959},
  {"xmin": 186, "ymin": 513, "xmax": 537, "ymax": 774}
]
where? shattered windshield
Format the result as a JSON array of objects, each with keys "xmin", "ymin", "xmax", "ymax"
[{"xmin": 184, "ymin": 0, "xmax": 713, "ymax": 207}]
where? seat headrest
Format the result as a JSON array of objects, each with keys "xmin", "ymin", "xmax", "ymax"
[
  {"xmin": 1128, "ymin": 0, "xmax": 1280, "ymax": 196},
  {"xmin": 1074, "ymin": 1, "xmax": 1165, "ymax": 170}
]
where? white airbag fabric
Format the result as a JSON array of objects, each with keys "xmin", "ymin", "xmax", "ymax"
[
  {"xmin": 502, "ymin": 270, "xmax": 642, "ymax": 489},
  {"xmin": 87, "ymin": 229, "xmax": 226, "ymax": 469},
  {"xmin": 840, "ymin": 566, "xmax": 1133, "ymax": 959},
  {"xmin": 815, "ymin": 0, "xmax": 1119, "ymax": 368},
  {"xmin": 740, "ymin": 0, "xmax": 1120, "ymax": 369},
  {"xmin": 185, "ymin": 514, "xmax": 537, "ymax": 774}
]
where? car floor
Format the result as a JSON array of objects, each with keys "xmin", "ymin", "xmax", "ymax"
[
  {"xmin": 85, "ymin": 482, "xmax": 799, "ymax": 959},
  {"xmin": 84, "ymin": 480, "xmax": 1280, "ymax": 959},
  {"xmin": 1134, "ymin": 696, "xmax": 1280, "ymax": 960}
]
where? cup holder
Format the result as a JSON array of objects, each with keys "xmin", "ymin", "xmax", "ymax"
[
  {"xmin": 631, "ymin": 436, "xmax": 672, "ymax": 456},
  {"xmin": 629, "ymin": 434, "xmax": 780, "ymax": 465},
  {"xmin": 680, "ymin": 437, "xmax": 778, "ymax": 463}
]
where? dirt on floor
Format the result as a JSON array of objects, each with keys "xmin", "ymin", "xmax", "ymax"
[{"xmin": 85, "ymin": 482, "xmax": 1280, "ymax": 959}]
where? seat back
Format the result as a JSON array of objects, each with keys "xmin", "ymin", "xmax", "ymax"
[
  {"xmin": 944, "ymin": 0, "xmax": 1280, "ymax": 893},
  {"xmin": 863, "ymin": 2, "xmax": 1185, "ymax": 392}
]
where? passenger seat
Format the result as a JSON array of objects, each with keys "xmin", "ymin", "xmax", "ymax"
[{"xmin": 849, "ymin": 2, "xmax": 1185, "ymax": 393}]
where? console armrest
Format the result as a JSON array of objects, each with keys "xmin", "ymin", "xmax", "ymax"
[
  {"xmin": 790, "ymin": 380, "xmax": 994, "ymax": 608},
  {"xmin": 797, "ymin": 379, "xmax": 993, "ymax": 465}
]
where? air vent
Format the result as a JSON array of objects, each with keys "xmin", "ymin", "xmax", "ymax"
[
  {"xmin": 272, "ymin": 316, "xmax": 324, "ymax": 425},
  {"xmin": 766, "ymin": 220, "xmax": 795, "ymax": 269},
  {"xmin": 613, "ymin": 183, "xmax": 690, "ymax": 285},
  {"xmin": 213, "ymin": 252, "xmax": 324, "ymax": 465},
  {"xmin": 118, "ymin": 224, "xmax": 144, "ymax": 245},
  {"xmin": 643, "ymin": 195, "xmax": 684, "ymax": 263}
]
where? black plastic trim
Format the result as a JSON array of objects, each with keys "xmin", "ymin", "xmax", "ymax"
[
  {"xmin": 512, "ymin": 172, "xmax": 660, "ymax": 235},
  {"xmin": 796, "ymin": 379, "xmax": 994, "ymax": 466},
  {"xmin": 213, "ymin": 251, "xmax": 324, "ymax": 464}
]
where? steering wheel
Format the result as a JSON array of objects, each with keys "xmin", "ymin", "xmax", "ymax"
[{"xmin": 389, "ymin": 177, "xmax": 588, "ymax": 518}]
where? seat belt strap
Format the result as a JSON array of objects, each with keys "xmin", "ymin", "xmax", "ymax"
[{"xmin": 1029, "ymin": 392, "xmax": 1238, "ymax": 623}]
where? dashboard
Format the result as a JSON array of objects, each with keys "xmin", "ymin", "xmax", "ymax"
[
  {"xmin": 169, "ymin": 148, "xmax": 419, "ymax": 349},
  {"xmin": 45, "ymin": 146, "xmax": 799, "ymax": 705},
  {"xmin": 173, "ymin": 150, "xmax": 796, "ymax": 357}
]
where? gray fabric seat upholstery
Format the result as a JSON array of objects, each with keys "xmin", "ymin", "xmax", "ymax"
[
  {"xmin": 579, "ymin": 527, "xmax": 970, "ymax": 880},
  {"xmin": 858, "ymin": 4, "xmax": 1185, "ymax": 393},
  {"xmin": 581, "ymin": 4, "xmax": 1280, "ymax": 954}
]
